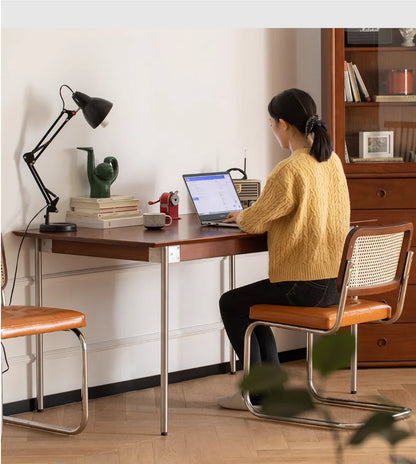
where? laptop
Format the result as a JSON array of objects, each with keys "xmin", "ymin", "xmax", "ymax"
[{"xmin": 183, "ymin": 171, "xmax": 244, "ymax": 228}]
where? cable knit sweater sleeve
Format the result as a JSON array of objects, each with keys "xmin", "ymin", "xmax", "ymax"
[{"xmin": 236, "ymin": 158, "xmax": 296, "ymax": 234}]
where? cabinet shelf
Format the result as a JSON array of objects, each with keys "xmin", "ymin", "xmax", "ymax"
[
  {"xmin": 345, "ymin": 162, "xmax": 416, "ymax": 176},
  {"xmin": 345, "ymin": 101, "xmax": 416, "ymax": 108},
  {"xmin": 345, "ymin": 46, "xmax": 416, "ymax": 53}
]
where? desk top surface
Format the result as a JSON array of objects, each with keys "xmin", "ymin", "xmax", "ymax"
[{"xmin": 14, "ymin": 213, "xmax": 266, "ymax": 249}]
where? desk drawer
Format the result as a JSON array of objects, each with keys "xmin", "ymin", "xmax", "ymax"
[
  {"xmin": 357, "ymin": 323, "xmax": 416, "ymax": 362},
  {"xmin": 348, "ymin": 178, "xmax": 416, "ymax": 209}
]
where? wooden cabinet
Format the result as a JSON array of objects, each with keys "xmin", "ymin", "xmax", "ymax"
[{"xmin": 321, "ymin": 29, "xmax": 416, "ymax": 366}]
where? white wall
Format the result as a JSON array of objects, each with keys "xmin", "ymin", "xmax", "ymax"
[{"xmin": 1, "ymin": 28, "xmax": 321, "ymax": 403}]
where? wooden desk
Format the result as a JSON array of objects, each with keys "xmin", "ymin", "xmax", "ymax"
[{"xmin": 14, "ymin": 213, "xmax": 267, "ymax": 435}]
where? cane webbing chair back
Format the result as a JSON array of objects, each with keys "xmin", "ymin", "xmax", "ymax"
[
  {"xmin": 349, "ymin": 233, "xmax": 402, "ymax": 288},
  {"xmin": 244, "ymin": 222, "xmax": 414, "ymax": 430},
  {"xmin": 1, "ymin": 235, "xmax": 88, "ymax": 435},
  {"xmin": 338, "ymin": 223, "xmax": 412, "ymax": 298}
]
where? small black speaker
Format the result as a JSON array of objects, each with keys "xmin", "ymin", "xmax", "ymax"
[{"xmin": 345, "ymin": 28, "xmax": 393, "ymax": 47}]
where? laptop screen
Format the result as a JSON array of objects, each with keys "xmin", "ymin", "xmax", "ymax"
[{"xmin": 183, "ymin": 172, "xmax": 243, "ymax": 222}]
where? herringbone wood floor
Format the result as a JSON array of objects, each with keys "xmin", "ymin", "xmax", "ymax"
[{"xmin": 2, "ymin": 361, "xmax": 416, "ymax": 464}]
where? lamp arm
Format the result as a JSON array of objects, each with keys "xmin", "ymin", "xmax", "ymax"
[
  {"xmin": 23, "ymin": 108, "xmax": 78, "ymax": 216},
  {"xmin": 29, "ymin": 109, "xmax": 77, "ymax": 162},
  {"xmin": 25, "ymin": 161, "xmax": 59, "ymax": 213}
]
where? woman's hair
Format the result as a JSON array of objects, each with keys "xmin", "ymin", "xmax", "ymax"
[{"xmin": 268, "ymin": 88, "xmax": 333, "ymax": 162}]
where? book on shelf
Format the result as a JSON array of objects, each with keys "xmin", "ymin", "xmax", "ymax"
[
  {"xmin": 350, "ymin": 156, "xmax": 404, "ymax": 163},
  {"xmin": 344, "ymin": 61, "xmax": 353, "ymax": 102},
  {"xmin": 373, "ymin": 94, "xmax": 416, "ymax": 103},
  {"xmin": 344, "ymin": 61, "xmax": 371, "ymax": 103},
  {"xmin": 65, "ymin": 214, "xmax": 144, "ymax": 229},
  {"xmin": 352, "ymin": 64, "xmax": 371, "ymax": 102},
  {"xmin": 344, "ymin": 141, "xmax": 350, "ymax": 163},
  {"xmin": 70, "ymin": 195, "xmax": 140, "ymax": 210},
  {"xmin": 346, "ymin": 62, "xmax": 361, "ymax": 102}
]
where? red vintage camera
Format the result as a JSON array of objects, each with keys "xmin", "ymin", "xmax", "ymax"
[{"xmin": 148, "ymin": 191, "xmax": 180, "ymax": 220}]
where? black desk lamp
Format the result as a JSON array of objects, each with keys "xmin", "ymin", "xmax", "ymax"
[{"xmin": 23, "ymin": 84, "xmax": 113, "ymax": 232}]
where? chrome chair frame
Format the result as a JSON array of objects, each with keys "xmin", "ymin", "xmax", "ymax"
[
  {"xmin": 243, "ymin": 223, "xmax": 414, "ymax": 429},
  {"xmin": 1, "ymin": 239, "xmax": 88, "ymax": 435},
  {"xmin": 2, "ymin": 328, "xmax": 88, "ymax": 435}
]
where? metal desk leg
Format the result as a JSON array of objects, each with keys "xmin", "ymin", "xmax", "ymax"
[
  {"xmin": 149, "ymin": 245, "xmax": 179, "ymax": 436},
  {"xmin": 34, "ymin": 238, "xmax": 44, "ymax": 411},
  {"xmin": 160, "ymin": 247, "xmax": 169, "ymax": 435},
  {"xmin": 229, "ymin": 255, "xmax": 236, "ymax": 374}
]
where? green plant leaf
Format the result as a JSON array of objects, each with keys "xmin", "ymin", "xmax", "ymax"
[
  {"xmin": 239, "ymin": 363, "xmax": 288, "ymax": 394},
  {"xmin": 350, "ymin": 412, "xmax": 411, "ymax": 446},
  {"xmin": 261, "ymin": 388, "xmax": 315, "ymax": 417},
  {"xmin": 313, "ymin": 332, "xmax": 355, "ymax": 376}
]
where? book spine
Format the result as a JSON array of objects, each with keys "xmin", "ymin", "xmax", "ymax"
[
  {"xmin": 65, "ymin": 215, "xmax": 144, "ymax": 228},
  {"xmin": 352, "ymin": 64, "xmax": 371, "ymax": 102},
  {"xmin": 344, "ymin": 61, "xmax": 353, "ymax": 102},
  {"xmin": 70, "ymin": 195, "xmax": 137, "ymax": 203},
  {"xmin": 350, "ymin": 157, "xmax": 403, "ymax": 163},
  {"xmin": 347, "ymin": 62, "xmax": 361, "ymax": 102},
  {"xmin": 70, "ymin": 206, "xmax": 139, "ymax": 214},
  {"xmin": 70, "ymin": 200, "xmax": 140, "ymax": 210},
  {"xmin": 373, "ymin": 94, "xmax": 416, "ymax": 102},
  {"xmin": 67, "ymin": 209, "xmax": 142, "ymax": 219},
  {"xmin": 344, "ymin": 141, "xmax": 350, "ymax": 163}
]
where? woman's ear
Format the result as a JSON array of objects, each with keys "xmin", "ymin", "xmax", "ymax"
[{"xmin": 279, "ymin": 119, "xmax": 290, "ymax": 131}]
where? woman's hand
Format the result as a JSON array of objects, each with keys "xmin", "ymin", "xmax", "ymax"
[{"xmin": 223, "ymin": 211, "xmax": 241, "ymax": 223}]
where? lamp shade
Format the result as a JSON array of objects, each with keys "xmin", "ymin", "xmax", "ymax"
[{"xmin": 72, "ymin": 91, "xmax": 113, "ymax": 128}]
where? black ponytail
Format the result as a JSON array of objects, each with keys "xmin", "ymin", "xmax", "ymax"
[
  {"xmin": 268, "ymin": 88, "xmax": 333, "ymax": 162},
  {"xmin": 305, "ymin": 114, "xmax": 333, "ymax": 162}
]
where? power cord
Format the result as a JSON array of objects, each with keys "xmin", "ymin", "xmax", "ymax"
[
  {"xmin": 2, "ymin": 205, "xmax": 47, "ymax": 375},
  {"xmin": 8, "ymin": 205, "xmax": 47, "ymax": 306},
  {"xmin": 1, "ymin": 342, "xmax": 9, "ymax": 374}
]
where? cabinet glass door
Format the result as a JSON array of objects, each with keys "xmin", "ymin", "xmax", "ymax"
[{"xmin": 343, "ymin": 28, "xmax": 416, "ymax": 165}]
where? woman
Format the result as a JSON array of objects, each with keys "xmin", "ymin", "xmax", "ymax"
[{"xmin": 218, "ymin": 88, "xmax": 350, "ymax": 410}]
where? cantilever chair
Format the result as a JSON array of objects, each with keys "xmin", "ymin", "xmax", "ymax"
[
  {"xmin": 1, "ymin": 238, "xmax": 88, "ymax": 434},
  {"xmin": 243, "ymin": 222, "xmax": 414, "ymax": 429}
]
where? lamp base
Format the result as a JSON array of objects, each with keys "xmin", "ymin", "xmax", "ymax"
[{"xmin": 39, "ymin": 222, "xmax": 77, "ymax": 232}]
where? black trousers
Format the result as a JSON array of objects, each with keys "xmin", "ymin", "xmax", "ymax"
[{"xmin": 219, "ymin": 278, "xmax": 340, "ymax": 367}]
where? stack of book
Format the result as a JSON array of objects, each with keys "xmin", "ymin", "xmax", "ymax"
[
  {"xmin": 373, "ymin": 94, "xmax": 416, "ymax": 102},
  {"xmin": 350, "ymin": 156, "xmax": 404, "ymax": 163},
  {"xmin": 344, "ymin": 61, "xmax": 371, "ymax": 103},
  {"xmin": 66, "ymin": 195, "xmax": 143, "ymax": 228}
]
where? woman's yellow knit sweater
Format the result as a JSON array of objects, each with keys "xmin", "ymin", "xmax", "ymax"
[{"xmin": 237, "ymin": 148, "xmax": 350, "ymax": 283}]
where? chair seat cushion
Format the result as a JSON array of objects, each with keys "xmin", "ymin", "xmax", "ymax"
[
  {"xmin": 1, "ymin": 306, "xmax": 86, "ymax": 339},
  {"xmin": 249, "ymin": 299, "xmax": 392, "ymax": 330}
]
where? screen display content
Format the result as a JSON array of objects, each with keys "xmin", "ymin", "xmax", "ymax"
[{"xmin": 183, "ymin": 173, "xmax": 243, "ymax": 219}]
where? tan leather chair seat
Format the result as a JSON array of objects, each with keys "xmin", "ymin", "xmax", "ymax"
[
  {"xmin": 250, "ymin": 299, "xmax": 391, "ymax": 330},
  {"xmin": 1, "ymin": 306, "xmax": 86, "ymax": 339}
]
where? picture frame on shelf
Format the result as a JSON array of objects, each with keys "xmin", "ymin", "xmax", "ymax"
[{"xmin": 359, "ymin": 131, "xmax": 394, "ymax": 158}]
